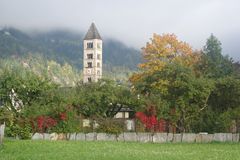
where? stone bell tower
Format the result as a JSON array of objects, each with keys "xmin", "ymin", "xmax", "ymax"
[{"xmin": 83, "ymin": 23, "xmax": 102, "ymax": 83}]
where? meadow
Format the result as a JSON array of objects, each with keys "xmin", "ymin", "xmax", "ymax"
[{"xmin": 0, "ymin": 140, "xmax": 239, "ymax": 160}]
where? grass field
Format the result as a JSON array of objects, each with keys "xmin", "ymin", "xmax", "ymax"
[{"xmin": 0, "ymin": 140, "xmax": 240, "ymax": 160}]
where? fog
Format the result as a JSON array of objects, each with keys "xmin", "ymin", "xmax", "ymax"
[{"xmin": 0, "ymin": 0, "xmax": 239, "ymax": 60}]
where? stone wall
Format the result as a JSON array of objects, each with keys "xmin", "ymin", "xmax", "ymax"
[
  {"xmin": 31, "ymin": 132, "xmax": 240, "ymax": 143},
  {"xmin": 0, "ymin": 123, "xmax": 5, "ymax": 144}
]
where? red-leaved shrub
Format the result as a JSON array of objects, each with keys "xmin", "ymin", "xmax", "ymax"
[{"xmin": 135, "ymin": 106, "xmax": 166, "ymax": 132}]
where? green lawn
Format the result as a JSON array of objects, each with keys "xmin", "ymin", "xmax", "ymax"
[{"xmin": 0, "ymin": 140, "xmax": 239, "ymax": 160}]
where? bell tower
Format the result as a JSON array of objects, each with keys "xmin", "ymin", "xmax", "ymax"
[{"xmin": 83, "ymin": 23, "xmax": 102, "ymax": 83}]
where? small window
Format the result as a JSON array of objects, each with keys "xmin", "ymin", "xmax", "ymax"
[
  {"xmin": 87, "ymin": 62, "xmax": 92, "ymax": 68},
  {"xmin": 87, "ymin": 54, "xmax": 93, "ymax": 59},
  {"xmin": 97, "ymin": 54, "xmax": 101, "ymax": 60},
  {"xmin": 87, "ymin": 42, "xmax": 93, "ymax": 49},
  {"xmin": 97, "ymin": 62, "xmax": 100, "ymax": 68},
  {"xmin": 87, "ymin": 77, "xmax": 92, "ymax": 82}
]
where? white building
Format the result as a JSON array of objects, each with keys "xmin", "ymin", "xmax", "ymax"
[{"xmin": 83, "ymin": 23, "xmax": 102, "ymax": 83}]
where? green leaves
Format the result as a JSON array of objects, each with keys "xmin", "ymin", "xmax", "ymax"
[
  {"xmin": 203, "ymin": 34, "xmax": 234, "ymax": 78},
  {"xmin": 0, "ymin": 69, "xmax": 56, "ymax": 111},
  {"xmin": 130, "ymin": 60, "xmax": 215, "ymax": 132},
  {"xmin": 73, "ymin": 79, "xmax": 138, "ymax": 118},
  {"xmin": 208, "ymin": 76, "xmax": 240, "ymax": 113}
]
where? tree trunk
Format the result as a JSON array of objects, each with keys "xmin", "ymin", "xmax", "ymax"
[{"xmin": 0, "ymin": 122, "xmax": 5, "ymax": 145}]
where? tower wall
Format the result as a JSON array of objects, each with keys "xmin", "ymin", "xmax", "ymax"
[{"xmin": 83, "ymin": 39, "xmax": 102, "ymax": 83}]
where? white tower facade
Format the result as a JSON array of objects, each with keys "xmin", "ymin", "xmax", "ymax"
[{"xmin": 83, "ymin": 23, "xmax": 102, "ymax": 83}]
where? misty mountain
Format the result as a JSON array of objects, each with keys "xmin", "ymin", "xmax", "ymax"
[{"xmin": 0, "ymin": 27, "xmax": 141, "ymax": 71}]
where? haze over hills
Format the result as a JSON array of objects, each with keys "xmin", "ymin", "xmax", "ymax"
[
  {"xmin": 0, "ymin": 27, "xmax": 141, "ymax": 69},
  {"xmin": 0, "ymin": 27, "xmax": 141, "ymax": 85}
]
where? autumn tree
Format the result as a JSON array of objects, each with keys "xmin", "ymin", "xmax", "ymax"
[
  {"xmin": 130, "ymin": 33, "xmax": 199, "ymax": 93},
  {"xmin": 130, "ymin": 33, "xmax": 213, "ymax": 132}
]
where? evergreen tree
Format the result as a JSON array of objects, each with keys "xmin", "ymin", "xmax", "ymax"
[{"xmin": 203, "ymin": 34, "xmax": 233, "ymax": 78}]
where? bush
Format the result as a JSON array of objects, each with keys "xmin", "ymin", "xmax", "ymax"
[
  {"xmin": 28, "ymin": 105, "xmax": 81, "ymax": 134},
  {"xmin": 97, "ymin": 118, "xmax": 124, "ymax": 135},
  {"xmin": 82, "ymin": 126, "xmax": 93, "ymax": 133},
  {"xmin": 190, "ymin": 108, "xmax": 226, "ymax": 133},
  {"xmin": 0, "ymin": 107, "xmax": 12, "ymax": 125},
  {"xmin": 51, "ymin": 108, "xmax": 81, "ymax": 134},
  {"xmin": 29, "ymin": 115, "xmax": 57, "ymax": 133},
  {"xmin": 135, "ymin": 119, "xmax": 146, "ymax": 132},
  {"xmin": 6, "ymin": 123, "xmax": 31, "ymax": 139}
]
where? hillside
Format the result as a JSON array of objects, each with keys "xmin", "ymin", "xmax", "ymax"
[
  {"xmin": 0, "ymin": 27, "xmax": 141, "ymax": 85},
  {"xmin": 0, "ymin": 27, "xmax": 141, "ymax": 70}
]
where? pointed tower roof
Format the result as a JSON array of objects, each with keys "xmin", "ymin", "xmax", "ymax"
[{"xmin": 84, "ymin": 23, "xmax": 102, "ymax": 40}]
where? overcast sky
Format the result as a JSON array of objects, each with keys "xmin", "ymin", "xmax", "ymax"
[{"xmin": 0, "ymin": 0, "xmax": 240, "ymax": 60}]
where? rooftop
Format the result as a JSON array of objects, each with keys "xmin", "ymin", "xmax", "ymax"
[{"xmin": 84, "ymin": 23, "xmax": 102, "ymax": 40}]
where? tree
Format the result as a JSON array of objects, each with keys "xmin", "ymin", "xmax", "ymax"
[
  {"xmin": 203, "ymin": 34, "xmax": 234, "ymax": 78},
  {"xmin": 0, "ymin": 69, "xmax": 57, "ymax": 138},
  {"xmin": 208, "ymin": 77, "xmax": 240, "ymax": 112},
  {"xmin": 0, "ymin": 69, "xmax": 56, "ymax": 115},
  {"xmin": 73, "ymin": 79, "xmax": 139, "ymax": 118},
  {"xmin": 189, "ymin": 34, "xmax": 240, "ymax": 133},
  {"xmin": 192, "ymin": 77, "xmax": 240, "ymax": 133},
  {"xmin": 233, "ymin": 62, "xmax": 240, "ymax": 78},
  {"xmin": 205, "ymin": 76, "xmax": 240, "ymax": 132},
  {"xmin": 130, "ymin": 33, "xmax": 199, "ymax": 94},
  {"xmin": 130, "ymin": 34, "xmax": 213, "ymax": 132},
  {"xmin": 140, "ymin": 34, "xmax": 198, "ymax": 70},
  {"xmin": 133, "ymin": 62, "xmax": 213, "ymax": 132}
]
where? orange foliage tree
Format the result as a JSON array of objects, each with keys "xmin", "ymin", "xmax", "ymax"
[
  {"xmin": 130, "ymin": 34, "xmax": 212, "ymax": 133},
  {"xmin": 130, "ymin": 33, "xmax": 199, "ymax": 93}
]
